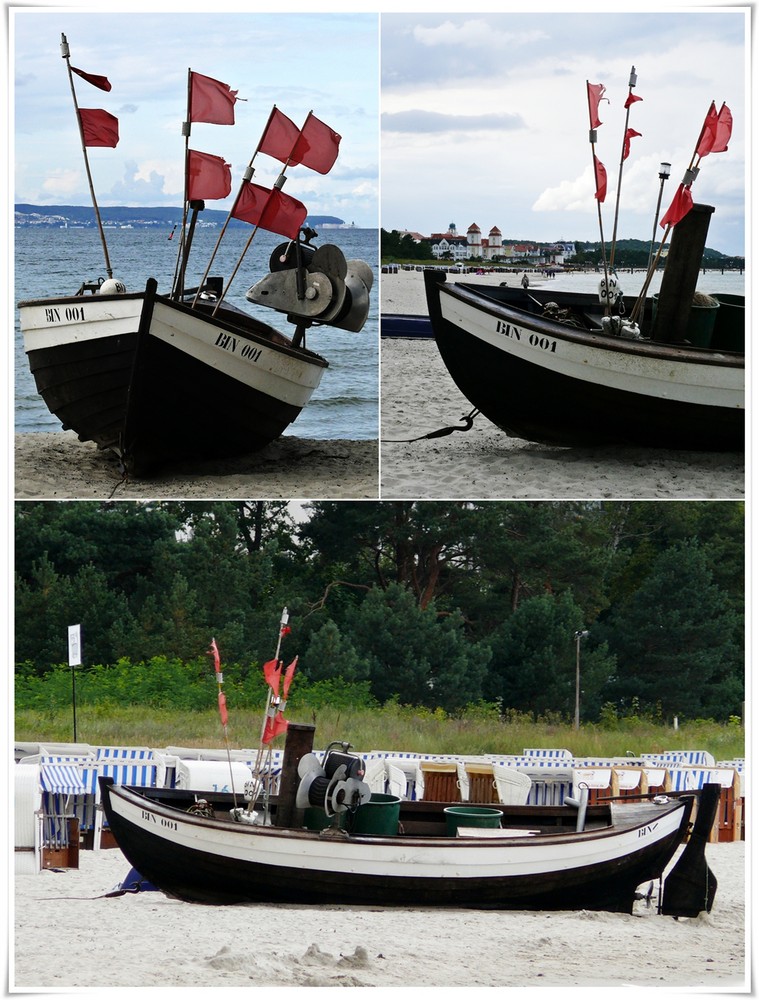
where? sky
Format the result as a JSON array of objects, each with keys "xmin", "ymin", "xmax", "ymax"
[
  {"xmin": 11, "ymin": 8, "xmax": 379, "ymax": 227},
  {"xmin": 381, "ymin": 8, "xmax": 748, "ymax": 256}
]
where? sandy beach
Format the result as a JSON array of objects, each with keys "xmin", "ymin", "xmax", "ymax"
[
  {"xmin": 379, "ymin": 269, "xmax": 744, "ymax": 500},
  {"xmin": 12, "ymin": 841, "xmax": 745, "ymax": 991},
  {"xmin": 15, "ymin": 432, "xmax": 379, "ymax": 500}
]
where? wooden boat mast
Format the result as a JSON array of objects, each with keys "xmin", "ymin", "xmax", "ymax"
[{"xmin": 59, "ymin": 34, "xmax": 113, "ymax": 279}]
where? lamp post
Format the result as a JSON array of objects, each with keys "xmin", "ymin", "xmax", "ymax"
[
  {"xmin": 647, "ymin": 161, "xmax": 671, "ymax": 270},
  {"xmin": 573, "ymin": 630, "xmax": 589, "ymax": 730}
]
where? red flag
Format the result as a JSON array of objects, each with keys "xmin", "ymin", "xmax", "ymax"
[
  {"xmin": 593, "ymin": 155, "xmax": 607, "ymax": 202},
  {"xmin": 189, "ymin": 71, "xmax": 237, "ymax": 125},
  {"xmin": 622, "ymin": 127, "xmax": 642, "ymax": 160},
  {"xmin": 262, "ymin": 712, "xmax": 289, "ymax": 744},
  {"xmin": 259, "ymin": 107, "xmax": 301, "ymax": 164},
  {"xmin": 218, "ymin": 691, "xmax": 229, "ymax": 727},
  {"xmin": 624, "ymin": 92, "xmax": 642, "ymax": 109},
  {"xmin": 289, "ymin": 113, "xmax": 341, "ymax": 174},
  {"xmin": 71, "ymin": 65, "xmax": 111, "ymax": 92},
  {"xmin": 209, "ymin": 637, "xmax": 221, "ymax": 673},
  {"xmin": 187, "ymin": 149, "xmax": 232, "ymax": 201},
  {"xmin": 711, "ymin": 103, "xmax": 732, "ymax": 153},
  {"xmin": 78, "ymin": 108, "xmax": 119, "ymax": 147},
  {"xmin": 660, "ymin": 183, "xmax": 693, "ymax": 228},
  {"xmin": 586, "ymin": 82, "xmax": 607, "ymax": 129},
  {"xmin": 696, "ymin": 101, "xmax": 718, "ymax": 157},
  {"xmin": 263, "ymin": 657, "xmax": 281, "ymax": 697},
  {"xmin": 231, "ymin": 183, "xmax": 308, "ymax": 239},
  {"xmin": 283, "ymin": 656, "xmax": 298, "ymax": 699}
]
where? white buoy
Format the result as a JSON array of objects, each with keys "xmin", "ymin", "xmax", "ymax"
[{"xmin": 98, "ymin": 278, "xmax": 127, "ymax": 295}]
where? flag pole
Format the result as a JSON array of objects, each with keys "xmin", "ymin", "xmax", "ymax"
[
  {"xmin": 609, "ymin": 66, "xmax": 638, "ymax": 272},
  {"xmin": 171, "ymin": 69, "xmax": 193, "ymax": 299},
  {"xmin": 586, "ymin": 82, "xmax": 610, "ymax": 312},
  {"xmin": 249, "ymin": 607, "xmax": 289, "ymax": 820},
  {"xmin": 190, "ymin": 105, "xmax": 283, "ymax": 309},
  {"xmin": 60, "ymin": 34, "xmax": 113, "ymax": 279},
  {"xmin": 209, "ymin": 638, "xmax": 239, "ymax": 813}
]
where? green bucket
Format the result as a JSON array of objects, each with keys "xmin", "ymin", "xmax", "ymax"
[
  {"xmin": 709, "ymin": 293, "xmax": 744, "ymax": 352},
  {"xmin": 652, "ymin": 293, "xmax": 719, "ymax": 348},
  {"xmin": 444, "ymin": 805, "xmax": 502, "ymax": 837},
  {"xmin": 350, "ymin": 793, "xmax": 401, "ymax": 836},
  {"xmin": 303, "ymin": 806, "xmax": 341, "ymax": 831}
]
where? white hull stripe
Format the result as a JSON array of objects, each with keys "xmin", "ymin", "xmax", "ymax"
[{"xmin": 441, "ymin": 294, "xmax": 743, "ymax": 409}]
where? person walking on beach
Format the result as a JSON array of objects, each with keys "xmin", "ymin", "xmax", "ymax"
[{"xmin": 522, "ymin": 273, "xmax": 529, "ymax": 290}]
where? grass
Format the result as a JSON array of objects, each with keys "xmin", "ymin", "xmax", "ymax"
[{"xmin": 14, "ymin": 702, "xmax": 745, "ymax": 761}]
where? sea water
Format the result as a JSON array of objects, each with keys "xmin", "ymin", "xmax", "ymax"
[{"xmin": 14, "ymin": 225, "xmax": 379, "ymax": 439}]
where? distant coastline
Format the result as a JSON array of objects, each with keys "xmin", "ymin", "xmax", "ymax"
[{"xmin": 14, "ymin": 203, "xmax": 352, "ymax": 230}]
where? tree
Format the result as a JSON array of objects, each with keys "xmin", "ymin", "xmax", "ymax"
[
  {"xmin": 599, "ymin": 541, "xmax": 742, "ymax": 719},
  {"xmin": 485, "ymin": 590, "xmax": 615, "ymax": 719},
  {"xmin": 349, "ymin": 584, "xmax": 489, "ymax": 711}
]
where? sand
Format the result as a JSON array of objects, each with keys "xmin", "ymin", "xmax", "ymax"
[
  {"xmin": 14, "ymin": 432, "xmax": 379, "ymax": 500},
  {"xmin": 12, "ymin": 841, "xmax": 746, "ymax": 991},
  {"xmin": 379, "ymin": 269, "xmax": 744, "ymax": 500}
]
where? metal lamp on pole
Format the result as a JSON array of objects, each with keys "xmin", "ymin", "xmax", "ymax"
[
  {"xmin": 647, "ymin": 161, "xmax": 671, "ymax": 270},
  {"xmin": 573, "ymin": 630, "xmax": 589, "ymax": 730}
]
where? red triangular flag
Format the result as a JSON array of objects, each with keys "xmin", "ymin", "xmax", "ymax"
[
  {"xmin": 711, "ymin": 103, "xmax": 732, "ymax": 153},
  {"xmin": 218, "ymin": 691, "xmax": 229, "ymax": 728},
  {"xmin": 593, "ymin": 155, "xmax": 607, "ymax": 202},
  {"xmin": 259, "ymin": 107, "xmax": 301, "ymax": 164},
  {"xmin": 622, "ymin": 128, "xmax": 642, "ymax": 161},
  {"xmin": 624, "ymin": 92, "xmax": 642, "ymax": 109},
  {"xmin": 262, "ymin": 712, "xmax": 289, "ymax": 744},
  {"xmin": 71, "ymin": 65, "xmax": 111, "ymax": 92},
  {"xmin": 283, "ymin": 656, "xmax": 298, "ymax": 699},
  {"xmin": 209, "ymin": 637, "xmax": 221, "ymax": 674},
  {"xmin": 78, "ymin": 108, "xmax": 119, "ymax": 147},
  {"xmin": 187, "ymin": 149, "xmax": 232, "ymax": 201},
  {"xmin": 694, "ymin": 101, "xmax": 733, "ymax": 157},
  {"xmin": 660, "ymin": 183, "xmax": 694, "ymax": 229},
  {"xmin": 586, "ymin": 82, "xmax": 607, "ymax": 129},
  {"xmin": 262, "ymin": 658, "xmax": 281, "ymax": 697},
  {"xmin": 189, "ymin": 72, "xmax": 237, "ymax": 125},
  {"xmin": 231, "ymin": 183, "xmax": 308, "ymax": 239},
  {"xmin": 289, "ymin": 113, "xmax": 341, "ymax": 174}
]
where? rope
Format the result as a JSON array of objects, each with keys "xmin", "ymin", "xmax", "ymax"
[{"xmin": 383, "ymin": 407, "xmax": 480, "ymax": 443}]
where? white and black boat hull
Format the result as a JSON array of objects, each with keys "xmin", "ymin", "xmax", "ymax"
[
  {"xmin": 20, "ymin": 279, "xmax": 328, "ymax": 476},
  {"xmin": 424, "ymin": 272, "xmax": 743, "ymax": 451},
  {"xmin": 100, "ymin": 779, "xmax": 697, "ymax": 912}
]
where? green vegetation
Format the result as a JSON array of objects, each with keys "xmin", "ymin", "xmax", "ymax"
[
  {"xmin": 14, "ymin": 699, "xmax": 744, "ymax": 761},
  {"xmin": 15, "ymin": 501, "xmax": 744, "ymax": 733}
]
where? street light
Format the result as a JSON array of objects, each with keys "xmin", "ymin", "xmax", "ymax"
[
  {"xmin": 573, "ymin": 629, "xmax": 589, "ymax": 730},
  {"xmin": 647, "ymin": 162, "xmax": 671, "ymax": 270}
]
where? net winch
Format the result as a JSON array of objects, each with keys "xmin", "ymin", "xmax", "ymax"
[
  {"xmin": 246, "ymin": 233, "xmax": 374, "ymax": 338},
  {"xmin": 295, "ymin": 741, "xmax": 371, "ymax": 818}
]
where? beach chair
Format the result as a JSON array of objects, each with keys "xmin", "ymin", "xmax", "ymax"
[
  {"xmin": 419, "ymin": 761, "xmax": 461, "ymax": 802},
  {"xmin": 492, "ymin": 764, "xmax": 532, "ymax": 805},
  {"xmin": 385, "ymin": 763, "xmax": 408, "ymax": 800},
  {"xmin": 459, "ymin": 762, "xmax": 500, "ymax": 804},
  {"xmin": 362, "ymin": 758, "xmax": 388, "ymax": 794}
]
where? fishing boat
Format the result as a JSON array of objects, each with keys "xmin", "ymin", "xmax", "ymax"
[
  {"xmin": 99, "ymin": 726, "xmax": 720, "ymax": 915},
  {"xmin": 422, "ymin": 79, "xmax": 743, "ymax": 451},
  {"xmin": 17, "ymin": 38, "xmax": 373, "ymax": 477}
]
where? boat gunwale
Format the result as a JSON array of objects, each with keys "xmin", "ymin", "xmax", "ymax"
[
  {"xmin": 105, "ymin": 780, "xmax": 691, "ymax": 851},
  {"xmin": 439, "ymin": 279, "xmax": 744, "ymax": 368},
  {"xmin": 19, "ymin": 286, "xmax": 330, "ymax": 369}
]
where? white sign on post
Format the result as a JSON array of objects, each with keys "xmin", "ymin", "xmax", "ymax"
[{"xmin": 68, "ymin": 624, "xmax": 82, "ymax": 666}]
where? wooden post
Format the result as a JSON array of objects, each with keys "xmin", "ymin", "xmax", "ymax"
[
  {"xmin": 650, "ymin": 203, "xmax": 714, "ymax": 343},
  {"xmin": 275, "ymin": 723, "xmax": 316, "ymax": 828}
]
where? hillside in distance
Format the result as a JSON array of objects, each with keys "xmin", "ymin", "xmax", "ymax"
[{"xmin": 15, "ymin": 204, "xmax": 346, "ymax": 228}]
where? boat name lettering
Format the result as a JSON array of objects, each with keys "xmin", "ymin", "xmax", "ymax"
[
  {"xmin": 161, "ymin": 818, "xmax": 178, "ymax": 830},
  {"xmin": 44, "ymin": 305, "xmax": 87, "ymax": 323},
  {"xmin": 637, "ymin": 822, "xmax": 659, "ymax": 838},
  {"xmin": 214, "ymin": 331, "xmax": 262, "ymax": 364},
  {"xmin": 495, "ymin": 320, "xmax": 556, "ymax": 353},
  {"xmin": 141, "ymin": 810, "xmax": 157, "ymax": 823}
]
